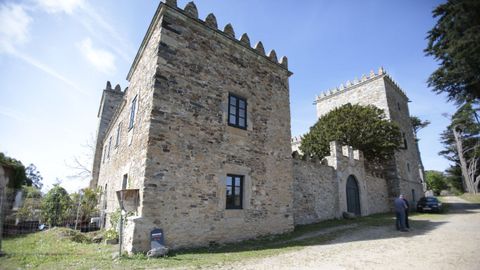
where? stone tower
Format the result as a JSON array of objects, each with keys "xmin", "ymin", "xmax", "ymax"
[
  {"xmin": 314, "ymin": 68, "xmax": 425, "ymax": 203},
  {"xmin": 92, "ymin": 0, "xmax": 294, "ymax": 253},
  {"xmin": 91, "ymin": 82, "xmax": 124, "ymax": 189}
]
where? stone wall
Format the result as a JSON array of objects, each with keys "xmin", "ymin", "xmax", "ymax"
[
  {"xmin": 93, "ymin": 1, "xmax": 295, "ymax": 252},
  {"xmin": 138, "ymin": 2, "xmax": 293, "ymax": 251},
  {"xmin": 94, "ymin": 1, "xmax": 162, "ymax": 247},
  {"xmin": 383, "ymin": 78, "xmax": 425, "ymax": 204},
  {"xmin": 365, "ymin": 174, "xmax": 390, "ymax": 214},
  {"xmin": 293, "ymin": 142, "xmax": 391, "ymax": 225},
  {"xmin": 91, "ymin": 85, "xmax": 124, "ymax": 188},
  {"xmin": 293, "ymin": 159, "xmax": 337, "ymax": 225},
  {"xmin": 315, "ymin": 71, "xmax": 390, "ymax": 119}
]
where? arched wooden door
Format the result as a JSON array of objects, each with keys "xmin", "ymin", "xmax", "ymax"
[{"xmin": 346, "ymin": 175, "xmax": 361, "ymax": 216}]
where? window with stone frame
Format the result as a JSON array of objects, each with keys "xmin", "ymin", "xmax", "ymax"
[
  {"xmin": 128, "ymin": 95, "xmax": 138, "ymax": 130},
  {"xmin": 122, "ymin": 174, "xmax": 128, "ymax": 189},
  {"xmin": 107, "ymin": 136, "xmax": 112, "ymax": 159},
  {"xmin": 226, "ymin": 174, "xmax": 243, "ymax": 209},
  {"xmin": 115, "ymin": 122, "xmax": 121, "ymax": 148},
  {"xmin": 402, "ymin": 132, "xmax": 408, "ymax": 149},
  {"xmin": 103, "ymin": 146, "xmax": 107, "ymax": 163},
  {"xmin": 228, "ymin": 94, "xmax": 247, "ymax": 129}
]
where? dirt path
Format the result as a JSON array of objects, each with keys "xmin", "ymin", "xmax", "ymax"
[{"xmin": 214, "ymin": 196, "xmax": 480, "ymax": 270}]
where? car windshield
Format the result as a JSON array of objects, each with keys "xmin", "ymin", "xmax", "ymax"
[{"xmin": 426, "ymin": 197, "xmax": 438, "ymax": 202}]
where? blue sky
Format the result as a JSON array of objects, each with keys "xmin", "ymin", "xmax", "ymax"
[{"xmin": 0, "ymin": 0, "xmax": 455, "ymax": 193}]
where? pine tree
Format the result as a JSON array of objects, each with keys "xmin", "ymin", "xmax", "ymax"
[{"xmin": 425, "ymin": 0, "xmax": 480, "ymax": 104}]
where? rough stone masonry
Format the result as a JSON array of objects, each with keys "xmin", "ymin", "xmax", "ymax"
[{"xmin": 91, "ymin": 0, "xmax": 425, "ymax": 253}]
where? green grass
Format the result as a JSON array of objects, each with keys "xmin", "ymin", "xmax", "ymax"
[
  {"xmin": 0, "ymin": 212, "xmax": 431, "ymax": 269},
  {"xmin": 460, "ymin": 193, "xmax": 480, "ymax": 203}
]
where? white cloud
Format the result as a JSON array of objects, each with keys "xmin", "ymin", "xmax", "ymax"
[
  {"xmin": 35, "ymin": 0, "xmax": 85, "ymax": 14},
  {"xmin": 11, "ymin": 49, "xmax": 89, "ymax": 95},
  {"xmin": 79, "ymin": 4, "xmax": 135, "ymax": 63},
  {"xmin": 0, "ymin": 3, "xmax": 32, "ymax": 53},
  {"xmin": 35, "ymin": 0, "xmax": 134, "ymax": 63},
  {"xmin": 0, "ymin": 3, "xmax": 87, "ymax": 95},
  {"xmin": 78, "ymin": 37, "xmax": 116, "ymax": 74}
]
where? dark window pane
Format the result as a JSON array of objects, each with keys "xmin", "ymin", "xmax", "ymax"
[
  {"xmin": 234, "ymin": 194, "xmax": 241, "ymax": 206},
  {"xmin": 226, "ymin": 176, "xmax": 232, "ymax": 185},
  {"xmin": 234, "ymin": 177, "xmax": 241, "ymax": 187},
  {"xmin": 227, "ymin": 95, "xmax": 247, "ymax": 129},
  {"xmin": 239, "ymin": 118, "xmax": 245, "ymax": 127},
  {"xmin": 239, "ymin": 99, "xmax": 245, "ymax": 109},
  {"xmin": 229, "ymin": 115, "xmax": 236, "ymax": 124},
  {"xmin": 226, "ymin": 175, "xmax": 243, "ymax": 209},
  {"xmin": 129, "ymin": 97, "xmax": 137, "ymax": 129},
  {"xmin": 226, "ymin": 196, "xmax": 233, "ymax": 206},
  {"xmin": 229, "ymin": 96, "xmax": 236, "ymax": 105},
  {"xmin": 239, "ymin": 109, "xmax": 245, "ymax": 118}
]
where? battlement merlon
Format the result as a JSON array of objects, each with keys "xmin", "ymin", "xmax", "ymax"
[
  {"xmin": 97, "ymin": 81, "xmax": 124, "ymax": 117},
  {"xmin": 314, "ymin": 68, "xmax": 410, "ymax": 104},
  {"xmin": 126, "ymin": 1, "xmax": 292, "ymax": 81}
]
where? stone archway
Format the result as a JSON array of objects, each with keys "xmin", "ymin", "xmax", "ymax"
[{"xmin": 346, "ymin": 175, "xmax": 361, "ymax": 216}]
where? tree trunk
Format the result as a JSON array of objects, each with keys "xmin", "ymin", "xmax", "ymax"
[
  {"xmin": 452, "ymin": 127, "xmax": 475, "ymax": 193},
  {"xmin": 468, "ymin": 156, "xmax": 478, "ymax": 194},
  {"xmin": 475, "ymin": 175, "xmax": 480, "ymax": 193}
]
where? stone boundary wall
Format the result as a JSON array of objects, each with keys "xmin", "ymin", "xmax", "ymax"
[
  {"xmin": 292, "ymin": 142, "xmax": 392, "ymax": 226},
  {"xmin": 365, "ymin": 174, "xmax": 390, "ymax": 214},
  {"xmin": 293, "ymin": 159, "xmax": 337, "ymax": 225}
]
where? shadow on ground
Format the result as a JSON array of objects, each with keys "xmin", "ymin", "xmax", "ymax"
[{"xmin": 168, "ymin": 200, "xmax": 480, "ymax": 257}]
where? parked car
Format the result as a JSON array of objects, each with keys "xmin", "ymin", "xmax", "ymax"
[{"xmin": 417, "ymin": 196, "xmax": 443, "ymax": 212}]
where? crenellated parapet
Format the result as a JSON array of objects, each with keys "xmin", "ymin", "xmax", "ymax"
[
  {"xmin": 161, "ymin": 0, "xmax": 289, "ymax": 70},
  {"xmin": 314, "ymin": 67, "xmax": 408, "ymax": 103},
  {"xmin": 291, "ymin": 139, "xmax": 363, "ymax": 166},
  {"xmin": 128, "ymin": 0, "xmax": 291, "ymax": 81}
]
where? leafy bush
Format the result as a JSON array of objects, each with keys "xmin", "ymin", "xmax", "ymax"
[
  {"xmin": 41, "ymin": 185, "xmax": 73, "ymax": 226},
  {"xmin": 425, "ymin": 170, "xmax": 449, "ymax": 195},
  {"xmin": 104, "ymin": 229, "xmax": 119, "ymax": 241},
  {"xmin": 16, "ymin": 185, "xmax": 43, "ymax": 221},
  {"xmin": 0, "ymin": 152, "xmax": 28, "ymax": 188}
]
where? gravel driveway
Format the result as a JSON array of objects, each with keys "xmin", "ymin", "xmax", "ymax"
[{"xmin": 214, "ymin": 196, "xmax": 480, "ymax": 270}]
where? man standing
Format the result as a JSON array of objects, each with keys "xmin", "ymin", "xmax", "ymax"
[
  {"xmin": 394, "ymin": 194, "xmax": 408, "ymax": 232},
  {"xmin": 402, "ymin": 195, "xmax": 410, "ymax": 229}
]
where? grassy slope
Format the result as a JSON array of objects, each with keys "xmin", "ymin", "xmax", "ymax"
[
  {"xmin": 460, "ymin": 193, "xmax": 480, "ymax": 203},
  {"xmin": 0, "ymin": 212, "xmax": 437, "ymax": 270}
]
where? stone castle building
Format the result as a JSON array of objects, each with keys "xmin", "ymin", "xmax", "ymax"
[
  {"xmin": 90, "ymin": 0, "xmax": 424, "ymax": 253},
  {"xmin": 313, "ymin": 69, "xmax": 425, "ymax": 202}
]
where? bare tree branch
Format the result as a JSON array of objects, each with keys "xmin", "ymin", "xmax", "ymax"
[{"xmin": 66, "ymin": 134, "xmax": 96, "ymax": 181}]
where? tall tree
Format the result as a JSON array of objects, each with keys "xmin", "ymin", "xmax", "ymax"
[
  {"xmin": 425, "ymin": 0, "xmax": 480, "ymax": 104},
  {"xmin": 445, "ymin": 165, "xmax": 464, "ymax": 192},
  {"xmin": 300, "ymin": 103, "xmax": 401, "ymax": 162},
  {"xmin": 70, "ymin": 187, "xmax": 100, "ymax": 224},
  {"xmin": 440, "ymin": 102, "xmax": 480, "ymax": 193},
  {"xmin": 410, "ymin": 116, "xmax": 431, "ymax": 140},
  {"xmin": 25, "ymin": 164, "xmax": 43, "ymax": 190}
]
